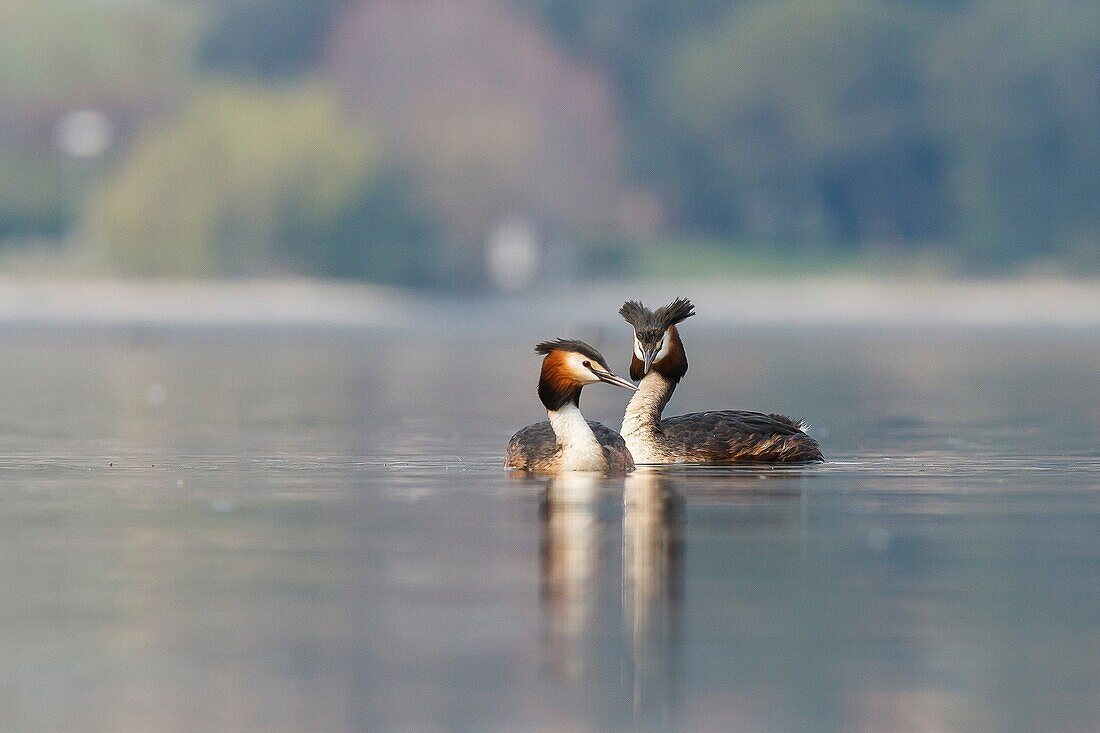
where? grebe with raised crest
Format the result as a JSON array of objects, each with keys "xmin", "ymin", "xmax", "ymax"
[
  {"xmin": 619, "ymin": 298, "xmax": 823, "ymax": 464},
  {"xmin": 506, "ymin": 339, "xmax": 637, "ymax": 473}
]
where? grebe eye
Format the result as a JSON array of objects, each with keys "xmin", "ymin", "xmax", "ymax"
[{"xmin": 582, "ymin": 360, "xmax": 591, "ymax": 368}]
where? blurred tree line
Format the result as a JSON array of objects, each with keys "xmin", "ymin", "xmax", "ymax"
[
  {"xmin": 0, "ymin": 0, "xmax": 1097, "ymax": 284},
  {"xmin": 527, "ymin": 0, "xmax": 1100, "ymax": 268}
]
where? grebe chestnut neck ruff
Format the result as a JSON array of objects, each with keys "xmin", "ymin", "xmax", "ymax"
[{"xmin": 619, "ymin": 298, "xmax": 824, "ymax": 464}]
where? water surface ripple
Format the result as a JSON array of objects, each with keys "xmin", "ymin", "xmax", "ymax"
[{"xmin": 0, "ymin": 330, "xmax": 1097, "ymax": 732}]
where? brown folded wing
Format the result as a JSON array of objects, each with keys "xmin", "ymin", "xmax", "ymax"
[{"xmin": 658, "ymin": 410, "xmax": 823, "ymax": 463}]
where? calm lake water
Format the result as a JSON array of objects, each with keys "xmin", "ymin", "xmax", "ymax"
[{"xmin": 1, "ymin": 327, "xmax": 1098, "ymax": 732}]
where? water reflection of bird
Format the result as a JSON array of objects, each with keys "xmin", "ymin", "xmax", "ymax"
[
  {"xmin": 506, "ymin": 339, "xmax": 636, "ymax": 473},
  {"xmin": 619, "ymin": 298, "xmax": 824, "ymax": 464},
  {"xmin": 538, "ymin": 471, "xmax": 682, "ymax": 729},
  {"xmin": 622, "ymin": 470, "xmax": 682, "ymax": 729},
  {"xmin": 539, "ymin": 473, "xmax": 603, "ymax": 680}
]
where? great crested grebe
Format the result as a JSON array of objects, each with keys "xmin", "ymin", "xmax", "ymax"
[
  {"xmin": 506, "ymin": 339, "xmax": 637, "ymax": 473},
  {"xmin": 619, "ymin": 298, "xmax": 824, "ymax": 464}
]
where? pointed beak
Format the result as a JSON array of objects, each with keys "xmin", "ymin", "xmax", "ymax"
[
  {"xmin": 592, "ymin": 369, "xmax": 637, "ymax": 392},
  {"xmin": 642, "ymin": 349, "xmax": 657, "ymax": 375}
]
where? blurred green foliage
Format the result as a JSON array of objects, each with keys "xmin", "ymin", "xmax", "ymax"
[
  {"xmin": 526, "ymin": 0, "xmax": 1100, "ymax": 270},
  {"xmin": 518, "ymin": 0, "xmax": 734, "ymax": 178},
  {"xmin": 198, "ymin": 0, "xmax": 349, "ymax": 78},
  {"xmin": 1, "ymin": 0, "xmax": 1098, "ymax": 281},
  {"xmin": 96, "ymin": 84, "xmax": 440, "ymax": 283},
  {"xmin": 926, "ymin": 1, "xmax": 1100, "ymax": 267},
  {"xmin": 279, "ymin": 165, "xmax": 443, "ymax": 284},
  {"xmin": 0, "ymin": 151, "xmax": 66, "ymax": 239},
  {"xmin": 0, "ymin": 0, "xmax": 194, "ymax": 105},
  {"xmin": 0, "ymin": 0, "xmax": 195, "ymax": 239},
  {"xmin": 661, "ymin": 0, "xmax": 944, "ymax": 243}
]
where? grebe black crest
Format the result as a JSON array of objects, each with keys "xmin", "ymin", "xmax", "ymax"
[
  {"xmin": 619, "ymin": 298, "xmax": 824, "ymax": 464},
  {"xmin": 506, "ymin": 339, "xmax": 636, "ymax": 473},
  {"xmin": 620, "ymin": 297, "xmax": 694, "ymax": 383}
]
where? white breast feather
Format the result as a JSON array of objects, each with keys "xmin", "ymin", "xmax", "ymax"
[{"xmin": 548, "ymin": 404, "xmax": 607, "ymax": 471}]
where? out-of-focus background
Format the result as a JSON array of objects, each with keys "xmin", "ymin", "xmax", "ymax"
[
  {"xmin": 2, "ymin": 0, "xmax": 1098, "ymax": 291},
  {"xmin": 6, "ymin": 5, "xmax": 1100, "ymax": 731}
]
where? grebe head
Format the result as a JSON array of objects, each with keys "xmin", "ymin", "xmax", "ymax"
[
  {"xmin": 534, "ymin": 338, "xmax": 636, "ymax": 411},
  {"xmin": 619, "ymin": 297, "xmax": 694, "ymax": 382}
]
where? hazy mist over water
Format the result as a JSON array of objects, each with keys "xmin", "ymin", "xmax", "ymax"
[{"xmin": 0, "ymin": 326, "xmax": 1098, "ymax": 731}]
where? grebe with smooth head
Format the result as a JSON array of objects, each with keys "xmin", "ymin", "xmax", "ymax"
[
  {"xmin": 619, "ymin": 298, "xmax": 823, "ymax": 464},
  {"xmin": 506, "ymin": 339, "xmax": 637, "ymax": 473}
]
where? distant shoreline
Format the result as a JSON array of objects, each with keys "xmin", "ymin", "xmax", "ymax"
[{"xmin": 1, "ymin": 276, "xmax": 1099, "ymax": 330}]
